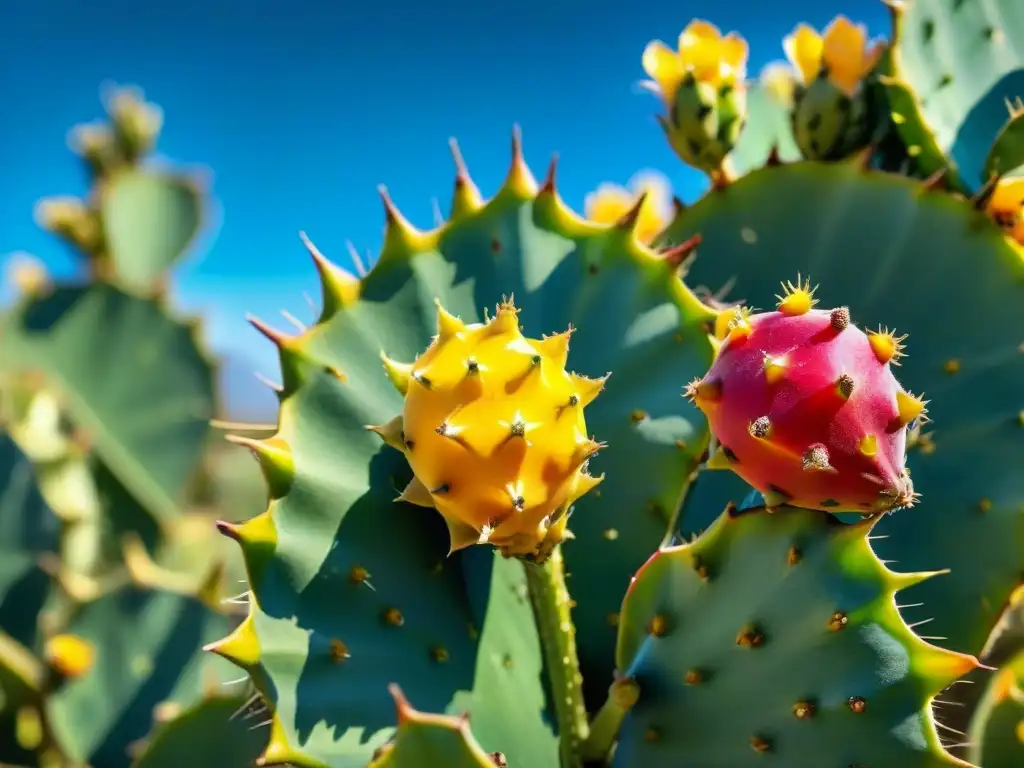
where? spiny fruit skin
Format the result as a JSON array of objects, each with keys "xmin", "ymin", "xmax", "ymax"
[
  {"xmin": 372, "ymin": 296, "xmax": 607, "ymax": 562},
  {"xmin": 687, "ymin": 279, "xmax": 924, "ymax": 514}
]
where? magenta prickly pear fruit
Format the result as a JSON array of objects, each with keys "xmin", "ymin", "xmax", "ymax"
[{"xmin": 685, "ymin": 276, "xmax": 926, "ymax": 514}]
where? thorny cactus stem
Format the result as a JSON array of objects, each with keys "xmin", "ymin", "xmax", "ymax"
[{"xmin": 522, "ymin": 547, "xmax": 589, "ymax": 768}]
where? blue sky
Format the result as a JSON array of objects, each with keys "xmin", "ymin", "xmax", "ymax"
[{"xmin": 0, "ymin": 0, "xmax": 887, "ymax": 380}]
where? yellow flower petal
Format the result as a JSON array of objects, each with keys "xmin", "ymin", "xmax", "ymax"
[
  {"xmin": 988, "ymin": 179, "xmax": 1024, "ymax": 244},
  {"xmin": 585, "ymin": 184, "xmax": 637, "ymax": 226},
  {"xmin": 719, "ymin": 33, "xmax": 749, "ymax": 83},
  {"xmin": 630, "ymin": 172, "xmax": 672, "ymax": 243},
  {"xmin": 584, "ymin": 175, "xmax": 671, "ymax": 244},
  {"xmin": 822, "ymin": 15, "xmax": 868, "ymax": 96},
  {"xmin": 679, "ymin": 19, "xmax": 724, "ymax": 84},
  {"xmin": 642, "ymin": 40, "xmax": 685, "ymax": 105},
  {"xmin": 783, "ymin": 24, "xmax": 824, "ymax": 86}
]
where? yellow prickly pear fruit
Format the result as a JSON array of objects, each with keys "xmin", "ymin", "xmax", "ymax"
[{"xmin": 373, "ymin": 296, "xmax": 607, "ymax": 562}]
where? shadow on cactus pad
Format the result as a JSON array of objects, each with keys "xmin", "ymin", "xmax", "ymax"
[
  {"xmin": 611, "ymin": 503, "xmax": 978, "ymax": 767},
  {"xmin": 207, "ymin": 132, "xmax": 720, "ymax": 765},
  {"xmin": 662, "ymin": 158, "xmax": 1024, "ymax": 658}
]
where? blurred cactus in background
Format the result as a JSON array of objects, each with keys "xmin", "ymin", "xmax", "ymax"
[
  {"xmin": 3, "ymin": 0, "xmax": 1024, "ymax": 766},
  {"xmin": 0, "ymin": 85, "xmax": 268, "ymax": 767}
]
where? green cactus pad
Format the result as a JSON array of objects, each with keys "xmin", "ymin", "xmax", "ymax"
[
  {"xmin": 984, "ymin": 104, "xmax": 1024, "ymax": 181},
  {"xmin": 100, "ymin": 168, "xmax": 207, "ymax": 293},
  {"xmin": 43, "ymin": 582, "xmax": 241, "ymax": 766},
  {"xmin": 208, "ymin": 134, "xmax": 718, "ymax": 765},
  {"xmin": 889, "ymin": 0, "xmax": 1024, "ymax": 190},
  {"xmin": 661, "ymin": 159, "xmax": 1024, "ymax": 657},
  {"xmin": 131, "ymin": 693, "xmax": 270, "ymax": 768},
  {"xmin": 727, "ymin": 81, "xmax": 800, "ymax": 176},
  {"xmin": 966, "ymin": 648, "xmax": 1024, "ymax": 768},
  {"xmin": 366, "ymin": 686, "xmax": 503, "ymax": 768},
  {"xmin": 0, "ymin": 435, "xmax": 60, "ymax": 656},
  {"xmin": 611, "ymin": 503, "xmax": 979, "ymax": 767},
  {"xmin": 1, "ymin": 283, "xmax": 216, "ymax": 524}
]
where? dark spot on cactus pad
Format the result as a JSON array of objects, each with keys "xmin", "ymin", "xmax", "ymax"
[
  {"xmin": 736, "ymin": 624, "xmax": 765, "ymax": 648},
  {"xmin": 647, "ymin": 613, "xmax": 670, "ymax": 637},
  {"xmin": 381, "ymin": 608, "xmax": 404, "ymax": 627},
  {"xmin": 792, "ymin": 700, "xmax": 816, "ymax": 719},
  {"xmin": 787, "ymin": 545, "xmax": 802, "ymax": 566},
  {"xmin": 692, "ymin": 556, "xmax": 710, "ymax": 580},
  {"xmin": 938, "ymin": 73, "xmax": 952, "ymax": 89},
  {"xmin": 807, "ymin": 113, "xmax": 822, "ymax": 131},
  {"xmin": 749, "ymin": 734, "xmax": 772, "ymax": 753},
  {"xmin": 820, "ymin": 499, "xmax": 840, "ymax": 508},
  {"xmin": 922, "ymin": 18, "xmax": 935, "ymax": 43},
  {"xmin": 684, "ymin": 668, "xmax": 705, "ymax": 685},
  {"xmin": 348, "ymin": 566, "xmax": 369, "ymax": 584},
  {"xmin": 630, "ymin": 409, "xmax": 649, "ymax": 424},
  {"xmin": 414, "ymin": 372, "xmax": 432, "ymax": 389},
  {"xmin": 848, "ymin": 696, "xmax": 867, "ymax": 713},
  {"xmin": 490, "ymin": 237, "xmax": 501, "ymax": 254},
  {"xmin": 828, "ymin": 611, "xmax": 849, "ymax": 631},
  {"xmin": 329, "ymin": 638, "xmax": 350, "ymax": 663},
  {"xmin": 488, "ymin": 753, "xmax": 509, "ymax": 768},
  {"xmin": 429, "ymin": 645, "xmax": 449, "ymax": 663}
]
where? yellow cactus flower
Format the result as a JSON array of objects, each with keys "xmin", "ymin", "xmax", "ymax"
[
  {"xmin": 783, "ymin": 16, "xmax": 884, "ymax": 96},
  {"xmin": 642, "ymin": 19, "xmax": 749, "ymax": 106},
  {"xmin": 45, "ymin": 634, "xmax": 96, "ymax": 678},
  {"xmin": 584, "ymin": 171, "xmax": 673, "ymax": 243},
  {"xmin": 987, "ymin": 178, "xmax": 1024, "ymax": 245}
]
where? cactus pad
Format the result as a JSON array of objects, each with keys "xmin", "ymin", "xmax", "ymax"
[
  {"xmin": 367, "ymin": 686, "xmax": 503, "ymax": 768},
  {"xmin": 44, "ymin": 582, "xmax": 240, "ymax": 766},
  {"xmin": 688, "ymin": 291, "xmax": 921, "ymax": 514},
  {"xmin": 889, "ymin": 0, "xmax": 1024, "ymax": 190},
  {"xmin": 662, "ymin": 159, "xmax": 1024, "ymax": 657},
  {"xmin": 209, "ymin": 133, "xmax": 718, "ymax": 764},
  {"xmin": 0, "ymin": 435, "xmax": 58, "ymax": 698},
  {"xmin": 967, "ymin": 648, "xmax": 1024, "ymax": 768},
  {"xmin": 100, "ymin": 168, "xmax": 207, "ymax": 294},
  {"xmin": 611, "ymin": 503, "xmax": 978, "ymax": 767},
  {"xmin": 131, "ymin": 693, "xmax": 270, "ymax": 768},
  {"xmin": 1, "ymin": 283, "xmax": 216, "ymax": 523},
  {"xmin": 373, "ymin": 297, "xmax": 606, "ymax": 561}
]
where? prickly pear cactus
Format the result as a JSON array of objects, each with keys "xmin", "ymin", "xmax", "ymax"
[
  {"xmin": 966, "ymin": 647, "xmax": 1024, "ymax": 768},
  {"xmin": 885, "ymin": 0, "xmax": 1024, "ymax": 190},
  {"xmin": 608, "ymin": 502, "xmax": 978, "ymax": 766},
  {"xmin": 367, "ymin": 686, "xmax": 504, "ymax": 768},
  {"xmin": 661, "ymin": 159, "xmax": 1024, "ymax": 660},
  {"xmin": 207, "ymin": 135, "xmax": 719, "ymax": 765}
]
